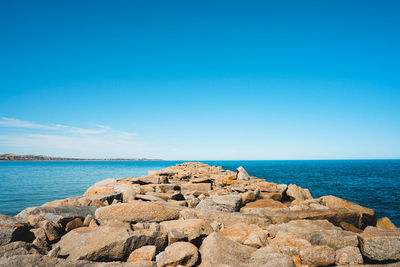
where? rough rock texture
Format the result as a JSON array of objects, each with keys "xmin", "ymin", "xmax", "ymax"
[
  {"xmin": 127, "ymin": 245, "xmax": 156, "ymax": 262},
  {"xmin": 95, "ymin": 201, "xmax": 179, "ymax": 223},
  {"xmin": 56, "ymin": 225, "xmax": 161, "ymax": 261},
  {"xmin": 335, "ymin": 246, "xmax": 364, "ymax": 265},
  {"xmin": 236, "ymin": 166, "xmax": 250, "ymax": 180},
  {"xmin": 160, "ymin": 219, "xmax": 213, "ymax": 243},
  {"xmin": 0, "ymin": 214, "xmax": 33, "ymax": 246},
  {"xmin": 156, "ymin": 242, "xmax": 198, "ymax": 267},
  {"xmin": 299, "ymin": 245, "xmax": 335, "ymax": 266},
  {"xmin": 358, "ymin": 230, "xmax": 400, "ymax": 261},
  {"xmin": 0, "ymin": 241, "xmax": 39, "ymax": 258}
]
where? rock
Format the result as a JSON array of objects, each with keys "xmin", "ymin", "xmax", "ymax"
[
  {"xmin": 377, "ymin": 217, "xmax": 398, "ymax": 231},
  {"xmin": 240, "ymin": 191, "xmax": 256, "ymax": 204},
  {"xmin": 37, "ymin": 220, "xmax": 61, "ymax": 242},
  {"xmin": 335, "ymin": 246, "xmax": 364, "ymax": 265},
  {"xmin": 240, "ymin": 198, "xmax": 288, "ymax": 211},
  {"xmin": 57, "ymin": 225, "xmax": 160, "ymax": 261},
  {"xmin": 319, "ymin": 195, "xmax": 376, "ymax": 228},
  {"xmin": 340, "ymin": 221, "xmax": 363, "ymax": 233},
  {"xmin": 65, "ymin": 217, "xmax": 83, "ymax": 231},
  {"xmin": 199, "ymin": 233, "xmax": 256, "ymax": 266},
  {"xmin": 218, "ymin": 222, "xmax": 267, "ymax": 248},
  {"xmin": 269, "ymin": 232, "xmax": 311, "ymax": 256},
  {"xmin": 160, "ymin": 219, "xmax": 213, "ymax": 243},
  {"xmin": 251, "ymin": 246, "xmax": 295, "ymax": 267},
  {"xmin": 156, "ymin": 242, "xmax": 198, "ymax": 267},
  {"xmin": 132, "ymin": 175, "xmax": 168, "ymax": 185},
  {"xmin": 181, "ymin": 183, "xmax": 211, "ymax": 192},
  {"xmin": 31, "ymin": 228, "xmax": 50, "ymax": 253},
  {"xmin": 27, "ymin": 214, "xmax": 45, "ymax": 227},
  {"xmin": 0, "ymin": 254, "xmax": 156, "ymax": 267},
  {"xmin": 83, "ymin": 215, "xmax": 95, "ymax": 226},
  {"xmin": 299, "ymin": 245, "xmax": 335, "ymax": 266},
  {"xmin": 84, "ymin": 178, "xmax": 137, "ymax": 196},
  {"xmin": 135, "ymin": 194, "xmax": 165, "ymax": 202},
  {"xmin": 127, "ymin": 245, "xmax": 156, "ymax": 262},
  {"xmin": 187, "ymin": 198, "xmax": 200, "ymax": 208},
  {"xmin": 95, "ymin": 201, "xmax": 179, "ymax": 224},
  {"xmin": 358, "ymin": 230, "xmax": 400, "ymax": 261},
  {"xmin": 236, "ymin": 166, "xmax": 250, "ymax": 180},
  {"xmin": 0, "ymin": 214, "xmax": 33, "ymax": 246},
  {"xmin": 196, "ymin": 194, "xmax": 241, "ymax": 213},
  {"xmin": 267, "ymin": 220, "xmax": 358, "ymax": 250},
  {"xmin": 156, "ymin": 184, "xmax": 181, "ymax": 193},
  {"xmin": 0, "ymin": 241, "xmax": 40, "ymax": 258},
  {"xmin": 16, "ymin": 206, "xmax": 97, "ymax": 227},
  {"xmin": 245, "ymin": 182, "xmax": 281, "ymax": 192},
  {"xmin": 286, "ymin": 184, "xmax": 312, "ymax": 201}
]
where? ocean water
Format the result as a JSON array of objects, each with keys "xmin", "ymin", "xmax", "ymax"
[{"xmin": 0, "ymin": 160, "xmax": 399, "ymax": 225}]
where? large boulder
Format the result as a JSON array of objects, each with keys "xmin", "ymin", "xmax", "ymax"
[
  {"xmin": 159, "ymin": 219, "xmax": 213, "ymax": 243},
  {"xmin": 16, "ymin": 206, "xmax": 97, "ymax": 227},
  {"xmin": 0, "ymin": 214, "xmax": 33, "ymax": 246},
  {"xmin": 319, "ymin": 195, "xmax": 376, "ymax": 228},
  {"xmin": 236, "ymin": 166, "xmax": 250, "ymax": 180},
  {"xmin": 196, "ymin": 194, "xmax": 241, "ymax": 213},
  {"xmin": 218, "ymin": 222, "xmax": 268, "ymax": 248},
  {"xmin": 84, "ymin": 178, "xmax": 138, "ymax": 196},
  {"xmin": 199, "ymin": 233, "xmax": 293, "ymax": 267},
  {"xmin": 286, "ymin": 184, "xmax": 312, "ymax": 201},
  {"xmin": 95, "ymin": 201, "xmax": 179, "ymax": 224},
  {"xmin": 240, "ymin": 199, "xmax": 288, "ymax": 211},
  {"xmin": 127, "ymin": 245, "xmax": 156, "ymax": 262},
  {"xmin": 299, "ymin": 245, "xmax": 335, "ymax": 267},
  {"xmin": 267, "ymin": 220, "xmax": 358, "ymax": 250},
  {"xmin": 156, "ymin": 242, "xmax": 198, "ymax": 267},
  {"xmin": 131, "ymin": 175, "xmax": 168, "ymax": 185},
  {"xmin": 56, "ymin": 225, "xmax": 162, "ymax": 261},
  {"xmin": 0, "ymin": 241, "xmax": 39, "ymax": 258},
  {"xmin": 335, "ymin": 246, "xmax": 364, "ymax": 265},
  {"xmin": 0, "ymin": 254, "xmax": 156, "ymax": 267},
  {"xmin": 358, "ymin": 230, "xmax": 400, "ymax": 261}
]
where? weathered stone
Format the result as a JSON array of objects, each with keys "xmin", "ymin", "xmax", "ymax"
[
  {"xmin": 156, "ymin": 242, "xmax": 198, "ymax": 267},
  {"xmin": 240, "ymin": 198, "xmax": 288, "ymax": 211},
  {"xmin": 65, "ymin": 217, "xmax": 83, "ymax": 232},
  {"xmin": 377, "ymin": 217, "xmax": 398, "ymax": 231},
  {"xmin": 240, "ymin": 191, "xmax": 256, "ymax": 204},
  {"xmin": 83, "ymin": 215, "xmax": 95, "ymax": 226},
  {"xmin": 0, "ymin": 241, "xmax": 39, "ymax": 258},
  {"xmin": 358, "ymin": 230, "xmax": 400, "ymax": 261},
  {"xmin": 199, "ymin": 232, "xmax": 256, "ymax": 266},
  {"xmin": 319, "ymin": 195, "xmax": 376, "ymax": 228},
  {"xmin": 196, "ymin": 194, "xmax": 241, "ymax": 213},
  {"xmin": 0, "ymin": 214, "xmax": 33, "ymax": 246},
  {"xmin": 57, "ymin": 225, "xmax": 160, "ymax": 261},
  {"xmin": 27, "ymin": 214, "xmax": 45, "ymax": 227},
  {"xmin": 0, "ymin": 254, "xmax": 156, "ymax": 267},
  {"xmin": 299, "ymin": 245, "xmax": 335, "ymax": 266},
  {"xmin": 160, "ymin": 219, "xmax": 213, "ymax": 243},
  {"xmin": 236, "ymin": 166, "xmax": 250, "ymax": 180},
  {"xmin": 31, "ymin": 228, "xmax": 50, "ymax": 253},
  {"xmin": 245, "ymin": 182, "xmax": 280, "ymax": 192},
  {"xmin": 16, "ymin": 206, "xmax": 97, "ymax": 227},
  {"xmin": 181, "ymin": 183, "xmax": 211, "ymax": 192},
  {"xmin": 251, "ymin": 246, "xmax": 295, "ymax": 267},
  {"xmin": 84, "ymin": 178, "xmax": 137, "ymax": 196},
  {"xmin": 219, "ymin": 222, "xmax": 267, "ymax": 248},
  {"xmin": 286, "ymin": 184, "xmax": 312, "ymax": 201},
  {"xmin": 269, "ymin": 232, "xmax": 311, "ymax": 256},
  {"xmin": 132, "ymin": 175, "xmax": 168, "ymax": 185},
  {"xmin": 95, "ymin": 201, "xmax": 179, "ymax": 224},
  {"xmin": 37, "ymin": 220, "xmax": 61, "ymax": 242},
  {"xmin": 127, "ymin": 245, "xmax": 156, "ymax": 262},
  {"xmin": 267, "ymin": 220, "xmax": 358, "ymax": 250},
  {"xmin": 156, "ymin": 184, "xmax": 181, "ymax": 193},
  {"xmin": 135, "ymin": 194, "xmax": 165, "ymax": 202},
  {"xmin": 335, "ymin": 246, "xmax": 364, "ymax": 265},
  {"xmin": 340, "ymin": 221, "xmax": 363, "ymax": 233}
]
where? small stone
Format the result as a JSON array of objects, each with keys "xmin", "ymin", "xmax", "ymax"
[
  {"xmin": 65, "ymin": 218, "xmax": 83, "ymax": 232},
  {"xmin": 83, "ymin": 215, "xmax": 94, "ymax": 226}
]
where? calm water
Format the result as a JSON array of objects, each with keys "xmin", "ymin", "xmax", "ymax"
[{"xmin": 0, "ymin": 160, "xmax": 399, "ymax": 225}]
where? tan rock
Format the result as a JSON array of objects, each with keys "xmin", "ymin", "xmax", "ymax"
[
  {"xmin": 160, "ymin": 219, "xmax": 213, "ymax": 243},
  {"xmin": 319, "ymin": 195, "xmax": 376, "ymax": 228},
  {"xmin": 84, "ymin": 178, "xmax": 135, "ymax": 196},
  {"xmin": 299, "ymin": 245, "xmax": 335, "ymax": 266},
  {"xmin": 377, "ymin": 217, "xmax": 398, "ymax": 231},
  {"xmin": 269, "ymin": 232, "xmax": 311, "ymax": 256},
  {"xmin": 335, "ymin": 246, "xmax": 363, "ymax": 265},
  {"xmin": 240, "ymin": 191, "xmax": 255, "ymax": 204},
  {"xmin": 65, "ymin": 218, "xmax": 83, "ymax": 232},
  {"xmin": 245, "ymin": 182, "xmax": 280, "ymax": 192},
  {"xmin": 240, "ymin": 199, "xmax": 288, "ymax": 211},
  {"xmin": 156, "ymin": 242, "xmax": 198, "ymax": 267},
  {"xmin": 358, "ymin": 230, "xmax": 400, "ymax": 261},
  {"xmin": 218, "ymin": 223, "xmax": 267, "ymax": 248},
  {"xmin": 127, "ymin": 245, "xmax": 156, "ymax": 262},
  {"xmin": 181, "ymin": 183, "xmax": 211, "ymax": 192},
  {"xmin": 287, "ymin": 184, "xmax": 312, "ymax": 201},
  {"xmin": 95, "ymin": 201, "xmax": 179, "ymax": 223}
]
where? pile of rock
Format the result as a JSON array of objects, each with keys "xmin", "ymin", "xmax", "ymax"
[{"xmin": 0, "ymin": 162, "xmax": 399, "ymax": 266}]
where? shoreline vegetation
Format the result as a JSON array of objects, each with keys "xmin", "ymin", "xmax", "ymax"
[
  {"xmin": 0, "ymin": 154, "xmax": 162, "ymax": 161},
  {"xmin": 0, "ymin": 162, "xmax": 399, "ymax": 266}
]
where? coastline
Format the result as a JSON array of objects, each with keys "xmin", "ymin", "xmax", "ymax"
[{"xmin": 0, "ymin": 162, "xmax": 399, "ymax": 266}]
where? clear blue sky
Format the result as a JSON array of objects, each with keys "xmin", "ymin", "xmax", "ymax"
[{"xmin": 0, "ymin": 0, "xmax": 399, "ymax": 160}]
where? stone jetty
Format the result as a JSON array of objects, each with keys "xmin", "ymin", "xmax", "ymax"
[{"xmin": 0, "ymin": 162, "xmax": 399, "ymax": 266}]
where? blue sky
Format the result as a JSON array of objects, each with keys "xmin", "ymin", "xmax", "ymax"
[{"xmin": 0, "ymin": 0, "xmax": 399, "ymax": 160}]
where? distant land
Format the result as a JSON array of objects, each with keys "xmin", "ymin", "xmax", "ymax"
[{"xmin": 0, "ymin": 154, "xmax": 162, "ymax": 161}]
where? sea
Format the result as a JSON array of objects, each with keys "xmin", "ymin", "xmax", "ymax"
[{"xmin": 0, "ymin": 160, "xmax": 399, "ymax": 226}]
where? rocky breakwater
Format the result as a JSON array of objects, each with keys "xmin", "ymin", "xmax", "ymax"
[{"xmin": 0, "ymin": 162, "xmax": 399, "ymax": 267}]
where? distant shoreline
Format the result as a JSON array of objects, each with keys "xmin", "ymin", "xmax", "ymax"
[{"xmin": 0, "ymin": 154, "xmax": 163, "ymax": 161}]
